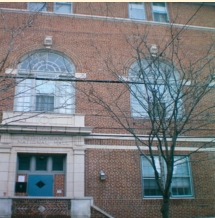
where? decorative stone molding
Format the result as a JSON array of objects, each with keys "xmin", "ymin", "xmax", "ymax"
[
  {"xmin": 5, "ymin": 68, "xmax": 17, "ymax": 74},
  {"xmin": 150, "ymin": 44, "xmax": 158, "ymax": 57},
  {"xmin": 1, "ymin": 111, "xmax": 93, "ymax": 135},
  {"xmin": 2, "ymin": 111, "xmax": 85, "ymax": 127},
  {"xmin": 75, "ymin": 73, "xmax": 87, "ymax": 79},
  {"xmin": 44, "ymin": 36, "xmax": 53, "ymax": 48}
]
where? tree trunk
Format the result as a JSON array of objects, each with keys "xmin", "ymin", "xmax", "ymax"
[{"xmin": 160, "ymin": 197, "xmax": 170, "ymax": 218}]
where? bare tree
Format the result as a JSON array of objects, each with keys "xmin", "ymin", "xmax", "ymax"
[{"xmin": 77, "ymin": 4, "xmax": 215, "ymax": 218}]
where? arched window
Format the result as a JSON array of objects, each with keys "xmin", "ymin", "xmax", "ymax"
[
  {"xmin": 129, "ymin": 59, "xmax": 183, "ymax": 119},
  {"xmin": 14, "ymin": 51, "xmax": 75, "ymax": 114}
]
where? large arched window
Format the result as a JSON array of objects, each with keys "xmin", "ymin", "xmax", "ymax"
[
  {"xmin": 14, "ymin": 51, "xmax": 75, "ymax": 114},
  {"xmin": 129, "ymin": 59, "xmax": 183, "ymax": 119}
]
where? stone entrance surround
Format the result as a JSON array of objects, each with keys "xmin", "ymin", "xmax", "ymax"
[{"xmin": 0, "ymin": 111, "xmax": 94, "ymax": 218}]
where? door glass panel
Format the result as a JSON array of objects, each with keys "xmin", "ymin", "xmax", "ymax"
[
  {"xmin": 36, "ymin": 156, "xmax": 47, "ymax": 171},
  {"xmin": 18, "ymin": 155, "xmax": 30, "ymax": 170},
  {"xmin": 52, "ymin": 156, "xmax": 64, "ymax": 171}
]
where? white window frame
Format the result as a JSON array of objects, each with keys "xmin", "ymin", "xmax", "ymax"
[
  {"xmin": 129, "ymin": 60, "xmax": 183, "ymax": 119},
  {"xmin": 28, "ymin": 2, "xmax": 47, "ymax": 12},
  {"xmin": 128, "ymin": 2, "xmax": 146, "ymax": 20},
  {"xmin": 14, "ymin": 51, "xmax": 75, "ymax": 114},
  {"xmin": 151, "ymin": 2, "xmax": 169, "ymax": 23},
  {"xmin": 54, "ymin": 2, "xmax": 72, "ymax": 14},
  {"xmin": 141, "ymin": 156, "xmax": 193, "ymax": 198}
]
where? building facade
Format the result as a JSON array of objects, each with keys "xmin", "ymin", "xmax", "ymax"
[{"xmin": 0, "ymin": 2, "xmax": 215, "ymax": 218}]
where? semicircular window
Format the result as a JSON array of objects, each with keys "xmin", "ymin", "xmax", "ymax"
[{"xmin": 15, "ymin": 51, "xmax": 75, "ymax": 114}]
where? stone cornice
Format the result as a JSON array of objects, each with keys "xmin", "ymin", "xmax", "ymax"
[
  {"xmin": 85, "ymin": 133, "xmax": 215, "ymax": 142},
  {"xmin": 0, "ymin": 125, "xmax": 93, "ymax": 135}
]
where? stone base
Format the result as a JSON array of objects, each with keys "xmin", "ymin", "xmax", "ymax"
[
  {"xmin": 71, "ymin": 198, "xmax": 93, "ymax": 218},
  {"xmin": 0, "ymin": 198, "xmax": 12, "ymax": 218},
  {"xmin": 0, "ymin": 197, "xmax": 93, "ymax": 218}
]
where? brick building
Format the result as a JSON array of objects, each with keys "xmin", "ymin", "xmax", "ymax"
[{"xmin": 0, "ymin": 2, "xmax": 215, "ymax": 218}]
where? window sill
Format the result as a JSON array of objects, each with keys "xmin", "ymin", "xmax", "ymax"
[{"xmin": 143, "ymin": 196, "xmax": 195, "ymax": 199}]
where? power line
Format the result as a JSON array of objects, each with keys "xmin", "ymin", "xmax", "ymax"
[{"xmin": 0, "ymin": 75, "xmax": 215, "ymax": 88}]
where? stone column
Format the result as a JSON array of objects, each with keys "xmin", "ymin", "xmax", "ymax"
[
  {"xmin": 73, "ymin": 145, "xmax": 86, "ymax": 198},
  {"xmin": 66, "ymin": 149, "xmax": 74, "ymax": 197}
]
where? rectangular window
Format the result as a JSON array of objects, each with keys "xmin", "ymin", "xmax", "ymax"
[
  {"xmin": 54, "ymin": 2, "xmax": 72, "ymax": 14},
  {"xmin": 28, "ymin": 2, "xmax": 47, "ymax": 11},
  {"xmin": 141, "ymin": 156, "xmax": 193, "ymax": 198},
  {"xmin": 129, "ymin": 3, "xmax": 145, "ymax": 20},
  {"xmin": 36, "ymin": 95, "xmax": 54, "ymax": 111},
  {"xmin": 36, "ymin": 155, "xmax": 48, "ymax": 171},
  {"xmin": 152, "ymin": 2, "xmax": 168, "ymax": 22},
  {"xmin": 17, "ymin": 154, "xmax": 65, "ymax": 173},
  {"xmin": 35, "ymin": 80, "xmax": 55, "ymax": 112},
  {"xmin": 171, "ymin": 157, "xmax": 192, "ymax": 196},
  {"xmin": 52, "ymin": 155, "xmax": 64, "ymax": 171},
  {"xmin": 18, "ymin": 155, "xmax": 30, "ymax": 171},
  {"xmin": 142, "ymin": 156, "xmax": 162, "ymax": 197}
]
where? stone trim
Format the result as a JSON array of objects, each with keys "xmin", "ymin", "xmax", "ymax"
[
  {"xmin": 1, "ymin": 8, "xmax": 215, "ymax": 32},
  {"xmin": 85, "ymin": 134, "xmax": 215, "ymax": 142},
  {"xmin": 84, "ymin": 144, "xmax": 215, "ymax": 152}
]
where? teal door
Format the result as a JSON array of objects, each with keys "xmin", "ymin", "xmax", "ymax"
[{"xmin": 28, "ymin": 175, "xmax": 53, "ymax": 196}]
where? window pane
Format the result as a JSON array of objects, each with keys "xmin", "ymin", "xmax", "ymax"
[
  {"xmin": 152, "ymin": 4, "xmax": 167, "ymax": 13},
  {"xmin": 28, "ymin": 3, "xmax": 46, "ymax": 11},
  {"xmin": 152, "ymin": 2, "xmax": 165, "ymax": 7},
  {"xmin": 36, "ymin": 95, "xmax": 54, "ymax": 111},
  {"xmin": 52, "ymin": 156, "xmax": 64, "ymax": 171},
  {"xmin": 129, "ymin": 3, "xmax": 145, "ymax": 20},
  {"xmin": 154, "ymin": 13, "xmax": 168, "ymax": 22},
  {"xmin": 36, "ymin": 156, "xmax": 47, "ymax": 171},
  {"xmin": 36, "ymin": 80, "xmax": 55, "ymax": 94},
  {"xmin": 171, "ymin": 177, "xmax": 192, "ymax": 196},
  {"xmin": 173, "ymin": 157, "xmax": 189, "ymax": 176},
  {"xmin": 20, "ymin": 52, "xmax": 74, "ymax": 73},
  {"xmin": 15, "ymin": 79, "xmax": 32, "ymax": 112},
  {"xmin": 142, "ymin": 157, "xmax": 161, "ymax": 177},
  {"xmin": 130, "ymin": 84, "xmax": 147, "ymax": 117},
  {"xmin": 55, "ymin": 2, "xmax": 71, "ymax": 13},
  {"xmin": 18, "ymin": 155, "xmax": 30, "ymax": 170},
  {"xmin": 144, "ymin": 179, "xmax": 162, "ymax": 196}
]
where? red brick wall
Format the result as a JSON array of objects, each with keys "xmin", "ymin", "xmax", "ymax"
[
  {"xmin": 85, "ymin": 149, "xmax": 215, "ymax": 218},
  {"xmin": 54, "ymin": 174, "xmax": 65, "ymax": 197}
]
